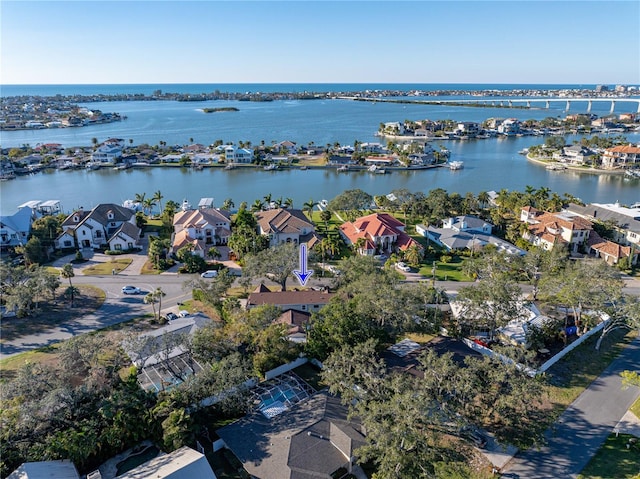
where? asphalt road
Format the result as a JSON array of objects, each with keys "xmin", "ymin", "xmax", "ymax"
[{"xmin": 502, "ymin": 336, "xmax": 640, "ymax": 479}]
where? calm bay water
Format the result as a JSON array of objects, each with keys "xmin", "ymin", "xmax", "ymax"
[{"xmin": 1, "ymin": 83, "xmax": 639, "ymax": 215}]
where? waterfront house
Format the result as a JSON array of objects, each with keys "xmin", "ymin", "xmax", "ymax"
[
  {"xmin": 556, "ymin": 144, "xmax": 596, "ymax": 165},
  {"xmin": 58, "ymin": 203, "xmax": 141, "ymax": 250},
  {"xmin": 497, "ymin": 118, "xmax": 521, "ymax": 136},
  {"xmin": 0, "ymin": 208, "xmax": 32, "ymax": 249},
  {"xmin": 601, "ymin": 144, "xmax": 640, "ymax": 169},
  {"xmin": 564, "ymin": 202, "xmax": 640, "ymax": 250},
  {"xmin": 246, "ymin": 286, "xmax": 334, "ymax": 314},
  {"xmin": 224, "ymin": 145, "xmax": 254, "ymax": 163},
  {"xmin": 360, "ymin": 142, "xmax": 386, "ymax": 154},
  {"xmin": 339, "ymin": 212, "xmax": 421, "ymax": 255},
  {"xmin": 417, "ymin": 215, "xmax": 525, "ymax": 256},
  {"xmin": 273, "ymin": 140, "xmax": 298, "ymax": 154},
  {"xmin": 456, "ymin": 121, "xmax": 480, "ymax": 138},
  {"xmin": 91, "ymin": 143, "xmax": 122, "ymax": 164},
  {"xmin": 520, "ymin": 207, "xmax": 592, "ymax": 253},
  {"xmin": 255, "ymin": 208, "xmax": 320, "ymax": 248},
  {"xmin": 171, "ymin": 207, "xmax": 232, "ymax": 257}
]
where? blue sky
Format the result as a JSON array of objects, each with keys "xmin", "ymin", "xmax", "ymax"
[{"xmin": 1, "ymin": 1, "xmax": 638, "ymax": 85}]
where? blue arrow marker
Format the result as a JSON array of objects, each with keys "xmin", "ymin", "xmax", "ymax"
[{"xmin": 293, "ymin": 243, "xmax": 314, "ymax": 286}]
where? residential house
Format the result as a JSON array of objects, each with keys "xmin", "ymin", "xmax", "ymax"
[
  {"xmin": 416, "ymin": 215, "xmax": 526, "ymax": 255},
  {"xmin": 8, "ymin": 460, "xmax": 80, "ymax": 479},
  {"xmin": 456, "ymin": 121, "xmax": 480, "ymax": 138},
  {"xmin": 273, "ymin": 140, "xmax": 298, "ymax": 154},
  {"xmin": 497, "ymin": 118, "xmax": 521, "ymax": 136},
  {"xmin": 123, "ymin": 313, "xmax": 213, "ymax": 392},
  {"xmin": 601, "ymin": 144, "xmax": 640, "ymax": 169},
  {"xmin": 171, "ymin": 207, "xmax": 232, "ymax": 257},
  {"xmin": 275, "ymin": 308, "xmax": 312, "ymax": 343},
  {"xmin": 588, "ymin": 231, "xmax": 638, "ymax": 265},
  {"xmin": 360, "ymin": 142, "xmax": 386, "ymax": 154},
  {"xmin": 247, "ymin": 286, "xmax": 334, "ymax": 314},
  {"xmin": 116, "ymin": 446, "xmax": 217, "ymax": 479},
  {"xmin": 0, "ymin": 207, "xmax": 32, "ymax": 248},
  {"xmin": 91, "ymin": 143, "xmax": 123, "ymax": 164},
  {"xmin": 224, "ymin": 145, "xmax": 253, "ymax": 163},
  {"xmin": 17, "ymin": 199, "xmax": 63, "ymax": 218},
  {"xmin": 58, "ymin": 203, "xmax": 141, "ymax": 250},
  {"xmin": 556, "ymin": 144, "xmax": 596, "ymax": 165},
  {"xmin": 255, "ymin": 208, "xmax": 320, "ymax": 247},
  {"xmin": 339, "ymin": 212, "xmax": 421, "ymax": 255},
  {"xmin": 564, "ymin": 202, "xmax": 640, "ymax": 249},
  {"xmin": 217, "ymin": 390, "xmax": 365, "ymax": 479},
  {"xmin": 520, "ymin": 207, "xmax": 592, "ymax": 253}
]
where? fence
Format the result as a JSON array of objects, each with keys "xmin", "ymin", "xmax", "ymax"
[{"xmin": 463, "ymin": 320, "xmax": 607, "ymax": 376}]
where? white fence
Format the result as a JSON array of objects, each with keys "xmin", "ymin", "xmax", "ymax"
[
  {"xmin": 538, "ymin": 321, "xmax": 606, "ymax": 373},
  {"xmin": 463, "ymin": 320, "xmax": 607, "ymax": 376}
]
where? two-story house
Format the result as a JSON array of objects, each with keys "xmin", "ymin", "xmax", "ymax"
[
  {"xmin": 497, "ymin": 118, "xmax": 521, "ymax": 136},
  {"xmin": 0, "ymin": 207, "xmax": 32, "ymax": 249},
  {"xmin": 340, "ymin": 213, "xmax": 420, "ymax": 255},
  {"xmin": 601, "ymin": 144, "xmax": 640, "ymax": 169},
  {"xmin": 520, "ymin": 207, "xmax": 592, "ymax": 253},
  {"xmin": 255, "ymin": 208, "xmax": 319, "ymax": 247},
  {"xmin": 91, "ymin": 143, "xmax": 123, "ymax": 164},
  {"xmin": 171, "ymin": 207, "xmax": 232, "ymax": 257},
  {"xmin": 57, "ymin": 203, "xmax": 141, "ymax": 250},
  {"xmin": 224, "ymin": 145, "xmax": 254, "ymax": 164}
]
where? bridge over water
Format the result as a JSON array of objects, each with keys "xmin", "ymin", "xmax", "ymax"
[{"xmin": 341, "ymin": 96, "xmax": 640, "ymax": 114}]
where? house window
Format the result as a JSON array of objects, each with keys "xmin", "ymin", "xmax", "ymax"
[
  {"xmin": 127, "ymin": 242, "xmax": 133, "ymax": 249},
  {"xmin": 114, "ymin": 244, "xmax": 122, "ymax": 251},
  {"xmin": 301, "ymin": 305, "xmax": 307, "ymax": 311},
  {"xmin": 96, "ymin": 231, "xmax": 102, "ymax": 238},
  {"xmin": 64, "ymin": 240, "xmax": 72, "ymax": 247},
  {"xmin": 111, "ymin": 222, "xmax": 117, "ymax": 227}
]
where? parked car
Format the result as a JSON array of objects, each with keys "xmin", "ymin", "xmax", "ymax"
[
  {"xmin": 122, "ymin": 285, "xmax": 141, "ymax": 295},
  {"xmin": 201, "ymin": 270, "xmax": 218, "ymax": 278},
  {"xmin": 395, "ymin": 261, "xmax": 411, "ymax": 272},
  {"xmin": 178, "ymin": 310, "xmax": 190, "ymax": 318},
  {"xmin": 373, "ymin": 254, "xmax": 388, "ymax": 260}
]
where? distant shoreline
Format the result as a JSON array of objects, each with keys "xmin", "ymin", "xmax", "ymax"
[{"xmin": 525, "ymin": 154, "xmax": 627, "ymax": 175}]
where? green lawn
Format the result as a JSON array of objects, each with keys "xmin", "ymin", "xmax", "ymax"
[
  {"xmin": 577, "ymin": 434, "xmax": 640, "ymax": 479},
  {"xmin": 82, "ymin": 258, "xmax": 133, "ymax": 275},
  {"xmin": 418, "ymin": 257, "xmax": 473, "ymax": 282}
]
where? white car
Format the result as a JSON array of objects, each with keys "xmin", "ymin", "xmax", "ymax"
[
  {"xmin": 201, "ymin": 270, "xmax": 218, "ymax": 278},
  {"xmin": 395, "ymin": 262, "xmax": 411, "ymax": 272},
  {"xmin": 122, "ymin": 285, "xmax": 141, "ymax": 295}
]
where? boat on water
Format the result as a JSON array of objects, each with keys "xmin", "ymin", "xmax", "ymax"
[
  {"xmin": 264, "ymin": 163, "xmax": 279, "ymax": 171},
  {"xmin": 519, "ymin": 148, "xmax": 529, "ymax": 155},
  {"xmin": 319, "ymin": 199, "xmax": 329, "ymax": 209},
  {"xmin": 624, "ymin": 169, "xmax": 640, "ymax": 179},
  {"xmin": 447, "ymin": 161, "xmax": 464, "ymax": 170},
  {"xmin": 337, "ymin": 165, "xmax": 350, "ymax": 172},
  {"xmin": 224, "ymin": 163, "xmax": 236, "ymax": 170},
  {"xmin": 86, "ymin": 162, "xmax": 101, "ymax": 170},
  {"xmin": 368, "ymin": 164, "xmax": 378, "ymax": 173},
  {"xmin": 299, "ymin": 165, "xmax": 308, "ymax": 170},
  {"xmin": 546, "ymin": 163, "xmax": 567, "ymax": 171}
]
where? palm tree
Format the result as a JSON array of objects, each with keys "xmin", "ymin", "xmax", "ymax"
[
  {"xmin": 134, "ymin": 192, "xmax": 146, "ymax": 208},
  {"xmin": 208, "ymin": 246, "xmax": 221, "ymax": 262},
  {"xmin": 152, "ymin": 190, "xmax": 164, "ymax": 216},
  {"xmin": 274, "ymin": 197, "xmax": 283, "ymax": 208},
  {"xmin": 61, "ymin": 263, "xmax": 75, "ymax": 307},
  {"xmin": 303, "ymin": 199, "xmax": 316, "ymax": 220},
  {"xmin": 251, "ymin": 199, "xmax": 264, "ymax": 212},
  {"xmin": 143, "ymin": 198, "xmax": 156, "ymax": 216},
  {"xmin": 283, "ymin": 197, "xmax": 294, "ymax": 209},
  {"xmin": 478, "ymin": 191, "xmax": 490, "ymax": 209},
  {"xmin": 263, "ymin": 193, "xmax": 272, "ymax": 207},
  {"xmin": 222, "ymin": 198, "xmax": 235, "ymax": 211}
]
